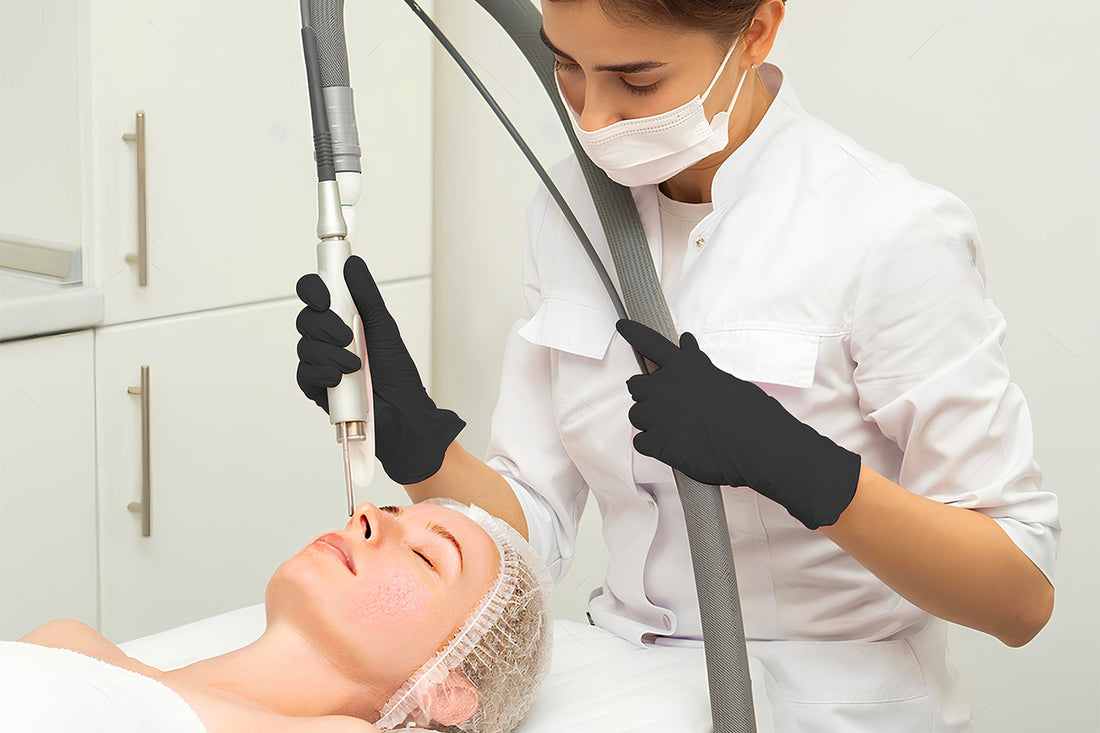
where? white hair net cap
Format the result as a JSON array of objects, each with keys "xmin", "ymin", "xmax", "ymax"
[{"xmin": 375, "ymin": 498, "xmax": 554, "ymax": 732}]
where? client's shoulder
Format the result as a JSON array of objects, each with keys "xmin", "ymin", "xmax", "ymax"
[
  {"xmin": 20, "ymin": 618, "xmax": 112, "ymax": 653},
  {"xmin": 18, "ymin": 618, "xmax": 159, "ymax": 676},
  {"xmin": 273, "ymin": 714, "xmax": 381, "ymax": 733}
]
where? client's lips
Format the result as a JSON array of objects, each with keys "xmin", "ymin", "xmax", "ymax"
[{"xmin": 312, "ymin": 533, "xmax": 356, "ymax": 574}]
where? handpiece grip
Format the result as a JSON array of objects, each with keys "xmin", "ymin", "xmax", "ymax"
[{"xmin": 317, "ymin": 237, "xmax": 375, "ymax": 491}]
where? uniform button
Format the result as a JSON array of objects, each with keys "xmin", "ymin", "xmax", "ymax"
[
  {"xmin": 663, "ymin": 613, "xmax": 675, "ymax": 631},
  {"xmin": 694, "ymin": 236, "xmax": 706, "ymax": 248}
]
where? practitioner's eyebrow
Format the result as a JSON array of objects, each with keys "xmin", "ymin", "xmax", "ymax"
[{"xmin": 540, "ymin": 26, "xmax": 668, "ymax": 74}]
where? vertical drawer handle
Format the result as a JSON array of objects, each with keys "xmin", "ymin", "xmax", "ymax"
[
  {"xmin": 126, "ymin": 366, "xmax": 151, "ymax": 537},
  {"xmin": 122, "ymin": 111, "xmax": 148, "ymax": 287}
]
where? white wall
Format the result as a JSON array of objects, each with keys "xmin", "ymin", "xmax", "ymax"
[{"xmin": 431, "ymin": 1, "xmax": 1098, "ymax": 730}]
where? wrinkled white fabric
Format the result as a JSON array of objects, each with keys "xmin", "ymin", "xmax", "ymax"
[
  {"xmin": 486, "ymin": 63, "xmax": 1059, "ymax": 731},
  {"xmin": 0, "ymin": 641, "xmax": 206, "ymax": 732}
]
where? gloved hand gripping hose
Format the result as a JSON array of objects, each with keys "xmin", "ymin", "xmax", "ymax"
[{"xmin": 399, "ymin": 1, "xmax": 756, "ymax": 730}]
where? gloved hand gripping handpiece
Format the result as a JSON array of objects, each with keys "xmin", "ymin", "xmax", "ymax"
[{"xmin": 300, "ymin": 0, "xmax": 373, "ymax": 515}]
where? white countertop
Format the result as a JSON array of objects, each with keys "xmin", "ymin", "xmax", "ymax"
[{"xmin": 0, "ymin": 271, "xmax": 103, "ymax": 341}]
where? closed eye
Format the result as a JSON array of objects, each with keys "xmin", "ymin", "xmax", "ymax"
[{"xmin": 414, "ymin": 549, "xmax": 435, "ymax": 570}]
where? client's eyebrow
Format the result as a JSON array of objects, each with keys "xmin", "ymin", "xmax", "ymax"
[
  {"xmin": 382, "ymin": 505, "xmax": 464, "ymax": 573},
  {"xmin": 539, "ymin": 26, "xmax": 668, "ymax": 74},
  {"xmin": 427, "ymin": 522, "xmax": 464, "ymax": 573}
]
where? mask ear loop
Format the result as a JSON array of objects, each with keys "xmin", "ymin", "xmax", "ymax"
[
  {"xmin": 702, "ymin": 41, "xmax": 752, "ymax": 120},
  {"xmin": 701, "ymin": 40, "xmax": 742, "ymax": 101}
]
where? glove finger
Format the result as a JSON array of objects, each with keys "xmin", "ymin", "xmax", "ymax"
[
  {"xmin": 296, "ymin": 306, "xmax": 354, "ymax": 347},
  {"xmin": 296, "ymin": 363, "xmax": 332, "ymax": 412},
  {"xmin": 298, "ymin": 362, "xmax": 345, "ymax": 390},
  {"xmin": 627, "ymin": 400, "xmax": 659, "ymax": 430},
  {"xmin": 344, "ymin": 255, "xmax": 386, "ymax": 319},
  {"xmin": 616, "ymin": 319, "xmax": 680, "ymax": 368},
  {"xmin": 632, "ymin": 429, "xmax": 668, "ymax": 461},
  {"xmin": 625, "ymin": 373, "xmax": 655, "ymax": 401},
  {"xmin": 297, "ymin": 338, "xmax": 362, "ymax": 373},
  {"xmin": 296, "ymin": 273, "xmax": 330, "ymax": 311}
]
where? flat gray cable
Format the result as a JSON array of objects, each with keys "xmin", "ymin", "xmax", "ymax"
[
  {"xmin": 401, "ymin": 1, "xmax": 756, "ymax": 730},
  {"xmin": 399, "ymin": 0, "xmax": 630, "ymax": 337}
]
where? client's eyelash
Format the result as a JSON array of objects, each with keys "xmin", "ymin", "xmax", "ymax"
[{"xmin": 414, "ymin": 550, "xmax": 435, "ymax": 569}]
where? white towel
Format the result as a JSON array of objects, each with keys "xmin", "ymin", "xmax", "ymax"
[{"xmin": 0, "ymin": 641, "xmax": 207, "ymax": 732}]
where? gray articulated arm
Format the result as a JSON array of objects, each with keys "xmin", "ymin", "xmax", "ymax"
[{"xmin": 402, "ymin": 1, "xmax": 757, "ymax": 730}]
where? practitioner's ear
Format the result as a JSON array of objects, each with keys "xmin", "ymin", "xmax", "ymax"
[{"xmin": 426, "ymin": 667, "xmax": 479, "ymax": 726}]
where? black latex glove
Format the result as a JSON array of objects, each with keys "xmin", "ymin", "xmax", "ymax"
[
  {"xmin": 296, "ymin": 256, "xmax": 465, "ymax": 484},
  {"xmin": 616, "ymin": 319, "xmax": 861, "ymax": 530}
]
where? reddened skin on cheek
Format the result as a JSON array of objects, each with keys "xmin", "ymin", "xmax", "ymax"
[{"xmin": 351, "ymin": 569, "xmax": 431, "ymax": 623}]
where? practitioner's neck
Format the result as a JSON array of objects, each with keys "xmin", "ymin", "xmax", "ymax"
[{"xmin": 162, "ymin": 621, "xmax": 388, "ymax": 721}]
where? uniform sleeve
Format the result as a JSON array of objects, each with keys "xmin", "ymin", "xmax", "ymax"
[
  {"xmin": 850, "ymin": 188, "xmax": 1061, "ymax": 585},
  {"xmin": 484, "ymin": 186, "xmax": 591, "ymax": 584}
]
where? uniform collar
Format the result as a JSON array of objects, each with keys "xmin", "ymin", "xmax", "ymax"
[
  {"xmin": 709, "ymin": 63, "xmax": 801, "ymax": 209},
  {"xmin": 629, "ymin": 64, "xmax": 803, "ymax": 283}
]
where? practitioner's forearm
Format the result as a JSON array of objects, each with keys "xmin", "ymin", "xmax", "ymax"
[
  {"xmin": 819, "ymin": 465, "xmax": 1054, "ymax": 647},
  {"xmin": 404, "ymin": 441, "xmax": 530, "ymax": 541}
]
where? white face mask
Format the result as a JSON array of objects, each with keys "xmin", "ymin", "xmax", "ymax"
[{"xmin": 556, "ymin": 39, "xmax": 749, "ymax": 188}]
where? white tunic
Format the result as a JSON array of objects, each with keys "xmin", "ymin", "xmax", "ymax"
[{"xmin": 485, "ymin": 64, "xmax": 1059, "ymax": 729}]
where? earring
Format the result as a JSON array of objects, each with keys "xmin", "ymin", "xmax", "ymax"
[{"xmin": 751, "ymin": 62, "xmax": 758, "ymax": 70}]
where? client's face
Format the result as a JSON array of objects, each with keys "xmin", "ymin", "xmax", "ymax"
[{"xmin": 266, "ymin": 501, "xmax": 500, "ymax": 696}]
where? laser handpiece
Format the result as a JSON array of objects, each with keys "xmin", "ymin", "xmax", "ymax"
[{"xmin": 301, "ymin": 2, "xmax": 374, "ymax": 515}]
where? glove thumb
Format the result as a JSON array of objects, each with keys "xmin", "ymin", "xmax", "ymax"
[{"xmin": 343, "ymin": 255, "xmax": 386, "ymax": 324}]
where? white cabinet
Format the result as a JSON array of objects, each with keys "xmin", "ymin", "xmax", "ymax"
[
  {"xmin": 0, "ymin": 331, "xmax": 97, "ymax": 640},
  {"xmin": 0, "ymin": 0, "xmax": 83, "ymax": 251},
  {"xmin": 1, "ymin": 0, "xmax": 437, "ymax": 644},
  {"xmin": 0, "ymin": 0, "xmax": 433, "ymax": 321},
  {"xmin": 95, "ymin": 279, "xmax": 431, "ymax": 641},
  {"xmin": 87, "ymin": 0, "xmax": 434, "ymax": 324}
]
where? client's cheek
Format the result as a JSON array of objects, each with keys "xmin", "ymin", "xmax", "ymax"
[{"xmin": 351, "ymin": 569, "xmax": 431, "ymax": 623}]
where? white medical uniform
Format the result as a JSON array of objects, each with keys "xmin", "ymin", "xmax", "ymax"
[{"xmin": 485, "ymin": 64, "xmax": 1060, "ymax": 731}]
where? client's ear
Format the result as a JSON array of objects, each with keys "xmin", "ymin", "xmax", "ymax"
[{"xmin": 427, "ymin": 667, "xmax": 479, "ymax": 726}]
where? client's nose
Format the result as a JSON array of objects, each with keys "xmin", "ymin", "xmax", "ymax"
[
  {"xmin": 349, "ymin": 502, "xmax": 379, "ymax": 540},
  {"xmin": 351, "ymin": 502, "xmax": 401, "ymax": 543}
]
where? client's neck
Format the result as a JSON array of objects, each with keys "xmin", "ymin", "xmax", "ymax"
[{"xmin": 162, "ymin": 621, "xmax": 386, "ymax": 721}]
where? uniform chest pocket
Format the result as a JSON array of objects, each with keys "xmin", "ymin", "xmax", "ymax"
[
  {"xmin": 517, "ymin": 296, "xmax": 618, "ymax": 360},
  {"xmin": 696, "ymin": 327, "xmax": 821, "ymax": 388},
  {"xmin": 753, "ymin": 636, "xmax": 941, "ymax": 733}
]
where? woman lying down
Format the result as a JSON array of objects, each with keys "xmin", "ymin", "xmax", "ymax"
[{"xmin": 2, "ymin": 498, "xmax": 554, "ymax": 733}]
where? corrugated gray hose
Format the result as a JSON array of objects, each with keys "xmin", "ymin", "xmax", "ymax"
[
  {"xmin": 397, "ymin": 1, "xmax": 757, "ymax": 730},
  {"xmin": 304, "ymin": 0, "xmax": 362, "ymax": 176}
]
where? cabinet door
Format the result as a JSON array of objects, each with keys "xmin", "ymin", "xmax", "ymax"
[
  {"xmin": 89, "ymin": 0, "xmax": 433, "ymax": 324},
  {"xmin": 96, "ymin": 280, "xmax": 431, "ymax": 641},
  {"xmin": 0, "ymin": 331, "xmax": 97, "ymax": 639},
  {"xmin": 0, "ymin": 0, "xmax": 83, "ymax": 251}
]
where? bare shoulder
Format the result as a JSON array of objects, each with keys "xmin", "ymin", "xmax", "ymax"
[
  {"xmin": 18, "ymin": 619, "xmax": 162, "ymax": 676},
  {"xmin": 271, "ymin": 714, "xmax": 380, "ymax": 733},
  {"xmin": 20, "ymin": 619, "xmax": 113, "ymax": 653},
  {"xmin": 311, "ymin": 716, "xmax": 381, "ymax": 733}
]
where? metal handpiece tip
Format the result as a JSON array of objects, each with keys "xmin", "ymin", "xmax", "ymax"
[{"xmin": 342, "ymin": 437, "xmax": 355, "ymax": 516}]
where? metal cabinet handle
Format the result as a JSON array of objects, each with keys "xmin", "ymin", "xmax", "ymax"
[
  {"xmin": 122, "ymin": 111, "xmax": 148, "ymax": 287},
  {"xmin": 126, "ymin": 366, "xmax": 151, "ymax": 537}
]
